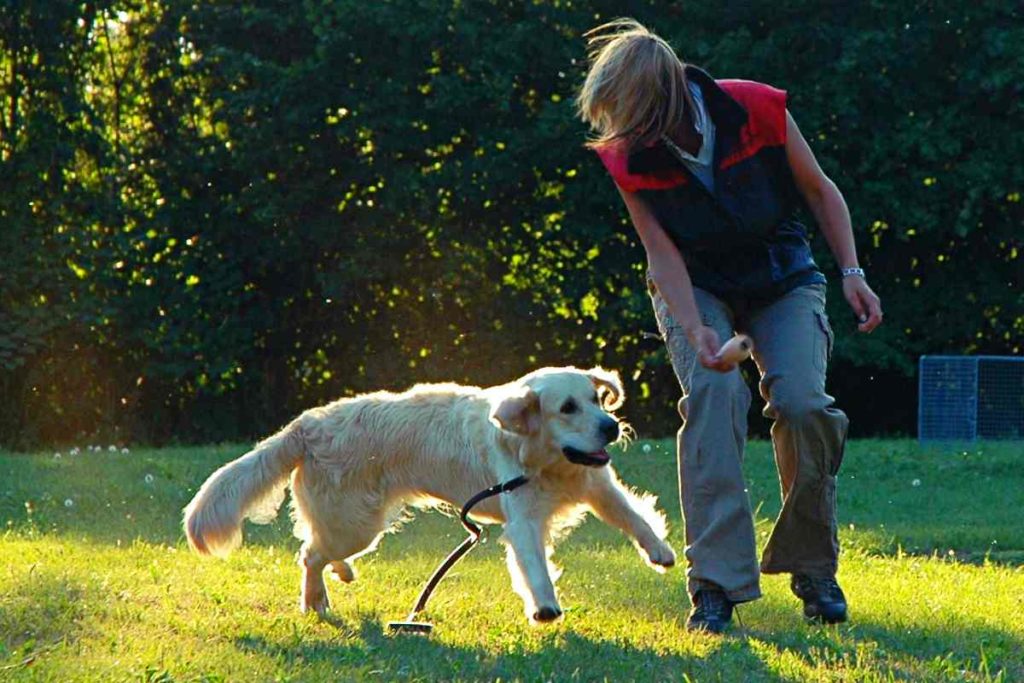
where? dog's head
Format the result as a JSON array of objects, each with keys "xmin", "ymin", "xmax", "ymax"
[{"xmin": 490, "ymin": 366, "xmax": 624, "ymax": 469}]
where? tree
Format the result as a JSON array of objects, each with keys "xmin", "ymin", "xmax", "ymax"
[{"xmin": 2, "ymin": 0, "xmax": 1021, "ymax": 447}]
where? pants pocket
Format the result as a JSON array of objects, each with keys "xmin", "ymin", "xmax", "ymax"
[{"xmin": 813, "ymin": 310, "xmax": 834, "ymax": 373}]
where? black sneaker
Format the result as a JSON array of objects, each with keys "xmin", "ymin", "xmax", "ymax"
[
  {"xmin": 791, "ymin": 574, "xmax": 848, "ymax": 624},
  {"xmin": 686, "ymin": 588, "xmax": 734, "ymax": 633}
]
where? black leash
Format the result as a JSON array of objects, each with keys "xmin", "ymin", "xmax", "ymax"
[{"xmin": 387, "ymin": 474, "xmax": 530, "ymax": 634}]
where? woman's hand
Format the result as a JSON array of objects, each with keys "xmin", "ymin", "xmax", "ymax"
[
  {"xmin": 842, "ymin": 276, "xmax": 883, "ymax": 332},
  {"xmin": 690, "ymin": 326, "xmax": 735, "ymax": 372},
  {"xmin": 787, "ymin": 111, "xmax": 882, "ymax": 334}
]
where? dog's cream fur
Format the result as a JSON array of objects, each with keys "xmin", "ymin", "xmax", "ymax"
[{"xmin": 183, "ymin": 366, "xmax": 675, "ymax": 622}]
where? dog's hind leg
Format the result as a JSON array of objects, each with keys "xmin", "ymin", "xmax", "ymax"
[
  {"xmin": 299, "ymin": 525, "xmax": 383, "ymax": 615},
  {"xmin": 299, "ymin": 542, "xmax": 331, "ymax": 616},
  {"xmin": 292, "ymin": 461, "xmax": 396, "ymax": 613},
  {"xmin": 295, "ymin": 505, "xmax": 393, "ymax": 614},
  {"xmin": 317, "ymin": 508, "xmax": 391, "ymax": 584},
  {"xmin": 329, "ymin": 560, "xmax": 355, "ymax": 582}
]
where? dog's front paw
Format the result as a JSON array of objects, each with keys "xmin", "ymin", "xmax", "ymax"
[
  {"xmin": 645, "ymin": 541, "xmax": 677, "ymax": 570},
  {"xmin": 532, "ymin": 605, "xmax": 563, "ymax": 623}
]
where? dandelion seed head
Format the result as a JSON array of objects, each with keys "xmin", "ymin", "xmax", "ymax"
[
  {"xmin": 911, "ymin": 479, "xmax": 921, "ymax": 487},
  {"xmin": 64, "ymin": 498, "xmax": 74, "ymax": 508},
  {"xmin": 144, "ymin": 474, "xmax": 155, "ymax": 484},
  {"xmin": 642, "ymin": 444, "xmax": 652, "ymax": 454}
]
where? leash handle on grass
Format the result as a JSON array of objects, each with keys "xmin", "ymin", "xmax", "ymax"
[{"xmin": 405, "ymin": 475, "xmax": 530, "ymax": 618}]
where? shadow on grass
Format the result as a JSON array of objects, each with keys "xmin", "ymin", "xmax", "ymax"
[
  {"xmin": 0, "ymin": 569, "xmax": 87, "ymax": 664},
  {"xmin": 734, "ymin": 597, "xmax": 1024, "ymax": 681},
  {"xmin": 231, "ymin": 602, "xmax": 1023, "ymax": 681},
  {"xmin": 234, "ymin": 614, "xmax": 788, "ymax": 681}
]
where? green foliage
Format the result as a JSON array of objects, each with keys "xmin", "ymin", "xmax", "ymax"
[{"xmin": 1, "ymin": 1, "xmax": 1022, "ymax": 446}]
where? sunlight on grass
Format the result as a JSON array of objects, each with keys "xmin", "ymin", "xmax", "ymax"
[{"xmin": 1, "ymin": 440, "xmax": 1022, "ymax": 680}]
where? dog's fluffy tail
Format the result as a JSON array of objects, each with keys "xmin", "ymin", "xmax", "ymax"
[{"xmin": 183, "ymin": 419, "xmax": 305, "ymax": 557}]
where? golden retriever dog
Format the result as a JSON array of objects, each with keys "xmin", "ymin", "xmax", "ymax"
[{"xmin": 183, "ymin": 366, "xmax": 676, "ymax": 622}]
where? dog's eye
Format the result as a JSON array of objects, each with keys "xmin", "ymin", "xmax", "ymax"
[{"xmin": 560, "ymin": 399, "xmax": 578, "ymax": 415}]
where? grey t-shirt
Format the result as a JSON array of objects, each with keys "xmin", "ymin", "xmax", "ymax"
[{"xmin": 661, "ymin": 81, "xmax": 716, "ymax": 192}]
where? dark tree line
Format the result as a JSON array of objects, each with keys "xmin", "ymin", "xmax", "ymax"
[{"xmin": 2, "ymin": 1, "xmax": 1021, "ymax": 448}]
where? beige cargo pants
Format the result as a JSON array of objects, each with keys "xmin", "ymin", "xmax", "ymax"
[{"xmin": 648, "ymin": 278, "xmax": 849, "ymax": 603}]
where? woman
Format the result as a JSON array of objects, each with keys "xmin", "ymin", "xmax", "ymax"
[{"xmin": 576, "ymin": 19, "xmax": 882, "ymax": 633}]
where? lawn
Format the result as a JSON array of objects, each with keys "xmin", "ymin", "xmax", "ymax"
[{"xmin": 1, "ymin": 439, "xmax": 1022, "ymax": 681}]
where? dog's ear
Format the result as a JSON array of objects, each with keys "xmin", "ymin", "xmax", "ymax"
[
  {"xmin": 587, "ymin": 367, "xmax": 624, "ymax": 410},
  {"xmin": 491, "ymin": 388, "xmax": 540, "ymax": 435}
]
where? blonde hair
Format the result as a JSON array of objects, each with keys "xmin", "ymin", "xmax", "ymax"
[{"xmin": 575, "ymin": 18, "xmax": 692, "ymax": 149}]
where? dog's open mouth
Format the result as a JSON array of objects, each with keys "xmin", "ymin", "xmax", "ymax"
[{"xmin": 562, "ymin": 446, "xmax": 611, "ymax": 467}]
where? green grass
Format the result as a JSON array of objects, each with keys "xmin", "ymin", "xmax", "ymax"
[{"xmin": 1, "ymin": 439, "xmax": 1022, "ymax": 681}]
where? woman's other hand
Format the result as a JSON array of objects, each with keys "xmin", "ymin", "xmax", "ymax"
[{"xmin": 842, "ymin": 276, "xmax": 883, "ymax": 332}]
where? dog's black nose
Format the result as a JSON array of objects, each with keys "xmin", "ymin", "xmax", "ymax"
[{"xmin": 600, "ymin": 417, "xmax": 620, "ymax": 442}]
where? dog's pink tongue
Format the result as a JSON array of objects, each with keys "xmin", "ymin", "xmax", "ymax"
[{"xmin": 593, "ymin": 449, "xmax": 610, "ymax": 462}]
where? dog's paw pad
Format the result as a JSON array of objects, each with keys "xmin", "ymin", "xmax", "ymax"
[{"xmin": 533, "ymin": 606, "xmax": 563, "ymax": 623}]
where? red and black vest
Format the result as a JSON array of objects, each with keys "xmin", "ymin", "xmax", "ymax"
[{"xmin": 595, "ymin": 66, "xmax": 825, "ymax": 302}]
